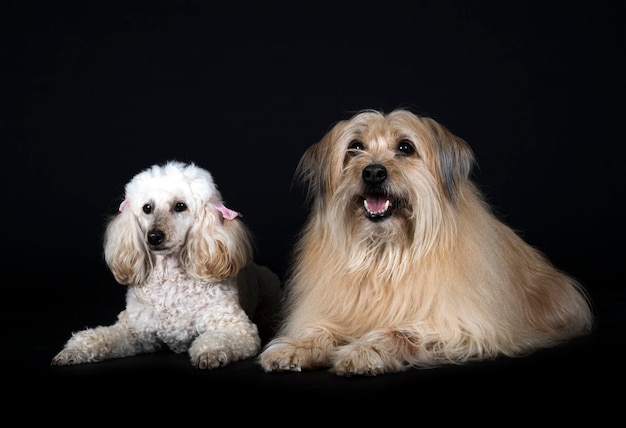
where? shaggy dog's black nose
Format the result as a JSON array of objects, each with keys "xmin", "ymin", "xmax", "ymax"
[
  {"xmin": 148, "ymin": 230, "xmax": 165, "ymax": 246},
  {"xmin": 362, "ymin": 164, "xmax": 387, "ymax": 185}
]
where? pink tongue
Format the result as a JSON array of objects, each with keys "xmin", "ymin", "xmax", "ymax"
[{"xmin": 366, "ymin": 195, "xmax": 386, "ymax": 211}]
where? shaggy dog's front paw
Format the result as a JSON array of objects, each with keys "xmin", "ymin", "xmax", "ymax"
[
  {"xmin": 331, "ymin": 343, "xmax": 406, "ymax": 377},
  {"xmin": 259, "ymin": 337, "xmax": 332, "ymax": 372},
  {"xmin": 258, "ymin": 346, "xmax": 304, "ymax": 372}
]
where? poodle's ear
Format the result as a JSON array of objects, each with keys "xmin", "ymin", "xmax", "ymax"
[
  {"xmin": 103, "ymin": 208, "xmax": 150, "ymax": 285},
  {"xmin": 182, "ymin": 203, "xmax": 253, "ymax": 281}
]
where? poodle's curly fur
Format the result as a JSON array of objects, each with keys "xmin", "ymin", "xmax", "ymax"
[{"xmin": 52, "ymin": 160, "xmax": 281, "ymax": 369}]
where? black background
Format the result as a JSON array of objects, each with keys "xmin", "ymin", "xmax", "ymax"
[{"xmin": 2, "ymin": 0, "xmax": 624, "ymax": 412}]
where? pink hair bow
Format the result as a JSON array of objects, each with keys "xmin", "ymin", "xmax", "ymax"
[{"xmin": 216, "ymin": 203, "xmax": 242, "ymax": 220}]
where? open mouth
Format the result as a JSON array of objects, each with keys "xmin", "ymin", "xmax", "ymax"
[{"xmin": 362, "ymin": 193, "xmax": 394, "ymax": 221}]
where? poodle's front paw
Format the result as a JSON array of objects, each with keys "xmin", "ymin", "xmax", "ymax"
[
  {"xmin": 188, "ymin": 332, "xmax": 259, "ymax": 370},
  {"xmin": 191, "ymin": 350, "xmax": 232, "ymax": 369},
  {"xmin": 51, "ymin": 348, "xmax": 95, "ymax": 366},
  {"xmin": 258, "ymin": 336, "xmax": 332, "ymax": 372}
]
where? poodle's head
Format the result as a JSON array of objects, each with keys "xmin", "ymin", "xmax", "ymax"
[{"xmin": 104, "ymin": 161, "xmax": 253, "ymax": 285}]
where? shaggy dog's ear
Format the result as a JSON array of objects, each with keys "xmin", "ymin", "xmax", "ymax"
[
  {"xmin": 294, "ymin": 138, "xmax": 326, "ymax": 205},
  {"xmin": 183, "ymin": 203, "xmax": 253, "ymax": 281},
  {"xmin": 104, "ymin": 208, "xmax": 150, "ymax": 285},
  {"xmin": 422, "ymin": 117, "xmax": 476, "ymax": 203},
  {"xmin": 294, "ymin": 122, "xmax": 346, "ymax": 210}
]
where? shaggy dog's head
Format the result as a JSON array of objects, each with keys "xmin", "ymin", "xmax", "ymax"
[{"xmin": 295, "ymin": 109, "xmax": 475, "ymax": 250}]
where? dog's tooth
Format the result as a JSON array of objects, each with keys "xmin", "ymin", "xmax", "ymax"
[{"xmin": 363, "ymin": 197, "xmax": 392, "ymax": 216}]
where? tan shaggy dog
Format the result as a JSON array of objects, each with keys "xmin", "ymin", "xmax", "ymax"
[{"xmin": 258, "ymin": 109, "xmax": 594, "ymax": 376}]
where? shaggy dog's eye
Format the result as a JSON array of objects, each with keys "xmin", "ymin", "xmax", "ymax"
[
  {"xmin": 174, "ymin": 202, "xmax": 187, "ymax": 212},
  {"xmin": 348, "ymin": 140, "xmax": 365, "ymax": 156},
  {"xmin": 349, "ymin": 140, "xmax": 364, "ymax": 150},
  {"xmin": 143, "ymin": 204, "xmax": 153, "ymax": 214},
  {"xmin": 398, "ymin": 140, "xmax": 416, "ymax": 156}
]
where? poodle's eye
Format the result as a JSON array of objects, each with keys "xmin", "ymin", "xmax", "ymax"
[
  {"xmin": 174, "ymin": 202, "xmax": 187, "ymax": 212},
  {"xmin": 397, "ymin": 139, "xmax": 417, "ymax": 156},
  {"xmin": 142, "ymin": 204, "xmax": 153, "ymax": 214},
  {"xmin": 347, "ymin": 140, "xmax": 365, "ymax": 156}
]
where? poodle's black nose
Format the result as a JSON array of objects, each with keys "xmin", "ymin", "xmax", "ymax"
[
  {"xmin": 362, "ymin": 164, "xmax": 387, "ymax": 185},
  {"xmin": 148, "ymin": 230, "xmax": 165, "ymax": 246}
]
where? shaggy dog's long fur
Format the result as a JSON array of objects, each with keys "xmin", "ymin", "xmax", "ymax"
[
  {"xmin": 52, "ymin": 161, "xmax": 281, "ymax": 369},
  {"xmin": 258, "ymin": 109, "xmax": 594, "ymax": 376}
]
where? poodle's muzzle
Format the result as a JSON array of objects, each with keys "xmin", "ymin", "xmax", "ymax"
[
  {"xmin": 147, "ymin": 228, "xmax": 173, "ymax": 253},
  {"xmin": 148, "ymin": 229, "xmax": 165, "ymax": 247}
]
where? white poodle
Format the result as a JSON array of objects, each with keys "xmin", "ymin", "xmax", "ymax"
[{"xmin": 51, "ymin": 160, "xmax": 281, "ymax": 369}]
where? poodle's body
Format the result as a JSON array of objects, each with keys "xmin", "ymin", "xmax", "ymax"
[{"xmin": 52, "ymin": 161, "xmax": 281, "ymax": 369}]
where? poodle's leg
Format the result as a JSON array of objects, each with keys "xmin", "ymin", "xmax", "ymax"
[
  {"xmin": 258, "ymin": 327, "xmax": 338, "ymax": 372},
  {"xmin": 188, "ymin": 322, "xmax": 261, "ymax": 369},
  {"xmin": 51, "ymin": 315, "xmax": 159, "ymax": 365}
]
